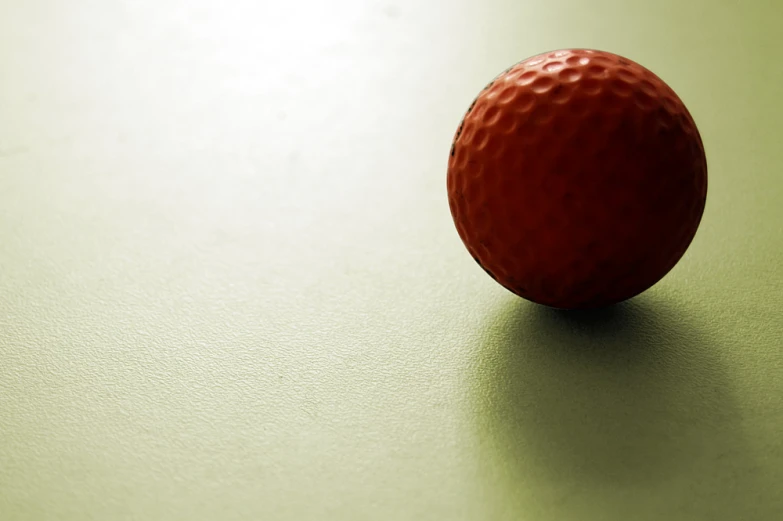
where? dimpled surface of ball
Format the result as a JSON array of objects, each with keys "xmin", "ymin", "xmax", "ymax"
[{"xmin": 447, "ymin": 49, "xmax": 708, "ymax": 309}]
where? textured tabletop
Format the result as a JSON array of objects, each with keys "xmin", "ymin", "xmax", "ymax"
[{"xmin": 2, "ymin": 1, "xmax": 782, "ymax": 520}]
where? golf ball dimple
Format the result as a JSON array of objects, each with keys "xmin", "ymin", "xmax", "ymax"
[{"xmin": 447, "ymin": 49, "xmax": 708, "ymax": 310}]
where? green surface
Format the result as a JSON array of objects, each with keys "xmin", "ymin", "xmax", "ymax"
[{"xmin": 1, "ymin": 1, "xmax": 782, "ymax": 520}]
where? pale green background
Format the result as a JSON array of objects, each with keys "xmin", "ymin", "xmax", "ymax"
[{"xmin": 1, "ymin": 1, "xmax": 782, "ymax": 520}]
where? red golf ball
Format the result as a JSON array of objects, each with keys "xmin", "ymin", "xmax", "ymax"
[{"xmin": 447, "ymin": 49, "xmax": 707, "ymax": 309}]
